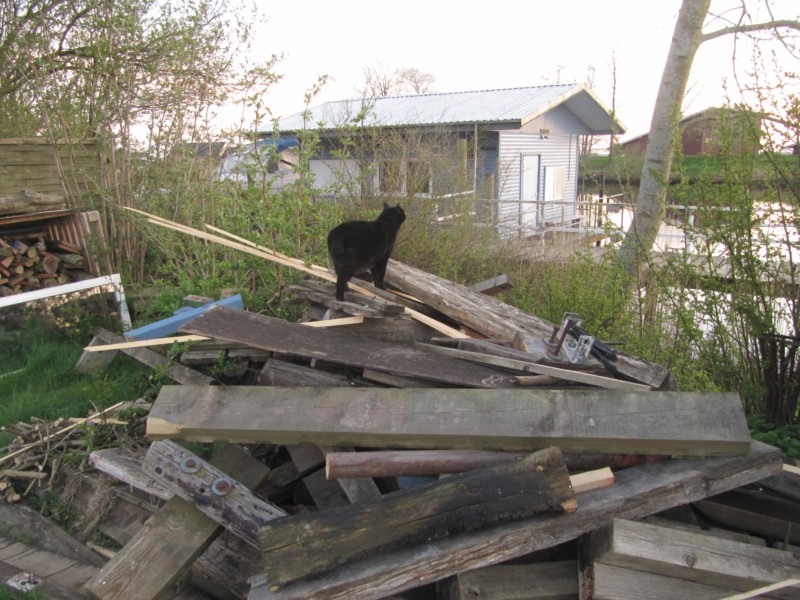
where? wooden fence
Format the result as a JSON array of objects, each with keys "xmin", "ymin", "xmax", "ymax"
[{"xmin": 0, "ymin": 138, "xmax": 101, "ymax": 206}]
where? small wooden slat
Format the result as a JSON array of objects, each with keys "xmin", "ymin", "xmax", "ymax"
[
  {"xmin": 257, "ymin": 359, "xmax": 351, "ymax": 387},
  {"xmin": 89, "ymin": 447, "xmax": 173, "ymax": 500},
  {"xmin": 82, "ymin": 334, "xmax": 209, "ymax": 352},
  {"xmin": 416, "ymin": 342, "xmax": 652, "ymax": 391},
  {"xmin": 694, "ymin": 487, "xmax": 800, "ymax": 544},
  {"xmin": 146, "ymin": 385, "xmax": 752, "ymax": 456},
  {"xmin": 80, "ymin": 327, "xmax": 213, "ymax": 385},
  {"xmin": 258, "ymin": 447, "xmax": 576, "ymax": 588},
  {"xmin": 302, "ymin": 316, "xmax": 365, "ymax": 328}
]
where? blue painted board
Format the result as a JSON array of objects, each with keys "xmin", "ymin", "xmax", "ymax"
[{"xmin": 126, "ymin": 294, "xmax": 244, "ymax": 340}]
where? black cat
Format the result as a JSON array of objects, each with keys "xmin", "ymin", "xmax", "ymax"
[{"xmin": 327, "ymin": 202, "xmax": 406, "ymax": 301}]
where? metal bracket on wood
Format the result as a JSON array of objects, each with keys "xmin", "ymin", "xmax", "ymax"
[{"xmin": 544, "ymin": 312, "xmax": 594, "ymax": 365}]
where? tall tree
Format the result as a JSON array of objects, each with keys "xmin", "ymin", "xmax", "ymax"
[{"xmin": 617, "ymin": 0, "xmax": 800, "ymax": 278}]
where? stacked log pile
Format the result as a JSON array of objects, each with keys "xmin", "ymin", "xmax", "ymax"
[
  {"xmin": 0, "ymin": 236, "xmax": 91, "ymax": 296},
  {"xmin": 0, "ymin": 192, "xmax": 100, "ymax": 297}
]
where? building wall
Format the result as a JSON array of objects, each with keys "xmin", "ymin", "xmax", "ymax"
[{"xmin": 496, "ymin": 131, "xmax": 578, "ymax": 235}]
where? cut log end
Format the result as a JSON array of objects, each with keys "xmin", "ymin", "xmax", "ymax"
[{"xmin": 560, "ymin": 498, "xmax": 579, "ymax": 513}]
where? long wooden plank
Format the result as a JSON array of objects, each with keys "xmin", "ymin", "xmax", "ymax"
[
  {"xmin": 146, "ymin": 385, "xmax": 752, "ymax": 456},
  {"xmin": 247, "ymin": 442, "xmax": 782, "ymax": 600},
  {"xmin": 83, "ymin": 334, "xmax": 209, "ymax": 351},
  {"xmin": 179, "ymin": 306, "xmax": 513, "ymax": 388},
  {"xmin": 385, "ymin": 259, "xmax": 672, "ymax": 388}
]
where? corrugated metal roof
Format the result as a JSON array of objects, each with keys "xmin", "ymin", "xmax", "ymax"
[{"xmin": 275, "ymin": 83, "xmax": 624, "ymax": 134}]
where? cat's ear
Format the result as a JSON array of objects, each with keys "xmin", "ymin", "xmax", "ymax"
[{"xmin": 383, "ymin": 201, "xmax": 390, "ymax": 210}]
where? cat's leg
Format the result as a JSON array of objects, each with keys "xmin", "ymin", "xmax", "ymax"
[
  {"xmin": 371, "ymin": 257, "xmax": 389, "ymax": 289},
  {"xmin": 335, "ymin": 272, "xmax": 350, "ymax": 301}
]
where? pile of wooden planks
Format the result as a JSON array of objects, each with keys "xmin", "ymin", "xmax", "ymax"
[{"xmin": 66, "ymin": 254, "xmax": 800, "ymax": 600}]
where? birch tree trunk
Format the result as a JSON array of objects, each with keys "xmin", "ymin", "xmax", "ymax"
[{"xmin": 617, "ymin": 0, "xmax": 712, "ymax": 278}]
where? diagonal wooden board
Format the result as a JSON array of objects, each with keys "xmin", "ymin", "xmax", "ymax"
[
  {"xmin": 415, "ymin": 342, "xmax": 652, "ymax": 391},
  {"xmin": 83, "ymin": 444, "xmax": 269, "ymax": 600},
  {"xmin": 385, "ymin": 259, "xmax": 673, "ymax": 389},
  {"xmin": 146, "ymin": 385, "xmax": 753, "ymax": 456},
  {"xmin": 179, "ymin": 306, "xmax": 515, "ymax": 388}
]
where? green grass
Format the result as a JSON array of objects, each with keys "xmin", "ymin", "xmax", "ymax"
[
  {"xmin": 584, "ymin": 152, "xmax": 799, "ymax": 183},
  {"xmin": 0, "ymin": 590, "xmax": 46, "ymax": 600},
  {"xmin": 0, "ymin": 322, "xmax": 152, "ymax": 435}
]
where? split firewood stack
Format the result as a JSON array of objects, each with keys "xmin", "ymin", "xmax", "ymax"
[{"xmin": 0, "ymin": 235, "xmax": 92, "ymax": 296}]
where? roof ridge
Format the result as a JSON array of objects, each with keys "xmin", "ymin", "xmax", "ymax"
[{"xmin": 336, "ymin": 82, "xmax": 580, "ymax": 104}]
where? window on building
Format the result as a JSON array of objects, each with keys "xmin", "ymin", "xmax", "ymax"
[
  {"xmin": 379, "ymin": 161, "xmax": 402, "ymax": 193},
  {"xmin": 378, "ymin": 160, "xmax": 431, "ymax": 195},
  {"xmin": 544, "ymin": 166, "xmax": 565, "ymax": 201},
  {"xmin": 406, "ymin": 161, "xmax": 431, "ymax": 195}
]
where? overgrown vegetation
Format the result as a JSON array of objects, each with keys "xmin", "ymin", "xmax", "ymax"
[{"xmin": 0, "ymin": 2, "xmax": 798, "ymax": 468}]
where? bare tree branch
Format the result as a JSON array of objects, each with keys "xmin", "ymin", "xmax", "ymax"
[{"xmin": 701, "ymin": 19, "xmax": 800, "ymax": 42}]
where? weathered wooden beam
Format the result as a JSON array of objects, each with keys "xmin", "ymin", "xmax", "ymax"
[
  {"xmin": 584, "ymin": 518, "xmax": 800, "ymax": 595},
  {"xmin": 247, "ymin": 442, "xmax": 782, "ymax": 600},
  {"xmin": 257, "ymin": 359, "xmax": 351, "ymax": 387},
  {"xmin": 84, "ymin": 444, "xmax": 269, "ymax": 600},
  {"xmin": 325, "ymin": 449, "xmax": 525, "ymax": 479},
  {"xmin": 146, "ymin": 385, "xmax": 752, "ymax": 456},
  {"xmin": 258, "ymin": 447, "xmax": 576, "ymax": 588},
  {"xmin": 385, "ymin": 259, "xmax": 672, "ymax": 389},
  {"xmin": 142, "ymin": 441, "xmax": 287, "ymax": 548},
  {"xmin": 180, "ymin": 306, "xmax": 513, "ymax": 388},
  {"xmin": 89, "ymin": 447, "xmax": 172, "ymax": 500}
]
